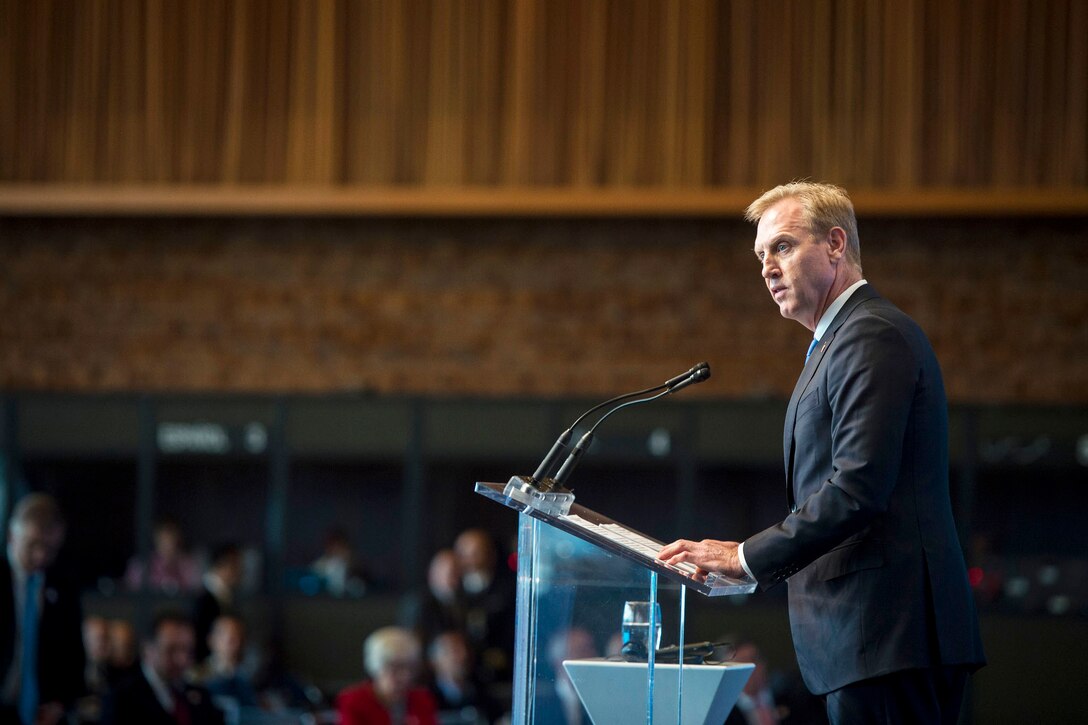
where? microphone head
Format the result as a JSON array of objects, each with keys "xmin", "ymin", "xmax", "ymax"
[{"xmin": 666, "ymin": 363, "xmax": 711, "ymax": 393}]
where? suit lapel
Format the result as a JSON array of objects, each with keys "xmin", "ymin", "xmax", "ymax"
[{"xmin": 783, "ymin": 285, "xmax": 879, "ymax": 507}]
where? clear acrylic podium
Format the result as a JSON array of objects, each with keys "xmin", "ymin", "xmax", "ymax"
[{"xmin": 475, "ymin": 481, "xmax": 757, "ymax": 724}]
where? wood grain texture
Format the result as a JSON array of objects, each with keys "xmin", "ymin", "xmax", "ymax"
[{"xmin": 0, "ymin": 0, "xmax": 1084, "ymax": 212}]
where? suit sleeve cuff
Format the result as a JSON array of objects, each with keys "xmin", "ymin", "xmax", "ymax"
[{"xmin": 737, "ymin": 541, "xmax": 756, "ymax": 581}]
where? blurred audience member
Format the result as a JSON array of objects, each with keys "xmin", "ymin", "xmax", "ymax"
[
  {"xmin": 107, "ymin": 619, "xmax": 139, "ymax": 686},
  {"xmin": 123, "ymin": 519, "xmax": 200, "ymax": 595},
  {"xmin": 1, "ymin": 493, "xmax": 85, "ymax": 725},
  {"xmin": 310, "ymin": 528, "xmax": 369, "ymax": 598},
  {"xmin": 453, "ymin": 530, "xmax": 515, "ymax": 687},
  {"xmin": 403, "ymin": 549, "xmax": 467, "ymax": 647},
  {"xmin": 77, "ymin": 615, "xmax": 114, "ymax": 723},
  {"xmin": 82, "ymin": 616, "xmax": 112, "ymax": 697},
  {"xmin": 337, "ymin": 626, "xmax": 437, "ymax": 725},
  {"xmin": 428, "ymin": 630, "xmax": 499, "ymax": 725},
  {"xmin": 193, "ymin": 544, "xmax": 244, "ymax": 663},
  {"xmin": 725, "ymin": 637, "xmax": 827, "ymax": 725},
  {"xmin": 195, "ymin": 615, "xmax": 258, "ymax": 709},
  {"xmin": 726, "ymin": 639, "xmax": 780, "ymax": 725},
  {"xmin": 103, "ymin": 612, "xmax": 223, "ymax": 725},
  {"xmin": 540, "ymin": 627, "xmax": 597, "ymax": 725}
]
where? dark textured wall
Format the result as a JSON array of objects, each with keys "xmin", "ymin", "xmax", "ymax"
[{"xmin": 2, "ymin": 215, "xmax": 1085, "ymax": 403}]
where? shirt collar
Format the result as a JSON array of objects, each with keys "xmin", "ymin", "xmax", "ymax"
[{"xmin": 814, "ymin": 279, "xmax": 867, "ymax": 341}]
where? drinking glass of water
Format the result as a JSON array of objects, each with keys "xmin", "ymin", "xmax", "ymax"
[{"xmin": 621, "ymin": 601, "xmax": 662, "ymax": 659}]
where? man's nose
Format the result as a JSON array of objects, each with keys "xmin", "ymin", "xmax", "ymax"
[{"xmin": 761, "ymin": 257, "xmax": 778, "ymax": 279}]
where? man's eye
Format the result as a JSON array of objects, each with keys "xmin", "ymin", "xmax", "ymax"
[{"xmin": 776, "ymin": 242, "xmax": 789, "ymax": 253}]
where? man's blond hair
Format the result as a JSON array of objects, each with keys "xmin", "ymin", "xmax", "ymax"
[{"xmin": 745, "ymin": 181, "xmax": 862, "ymax": 273}]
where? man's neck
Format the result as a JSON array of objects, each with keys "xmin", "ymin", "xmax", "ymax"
[
  {"xmin": 813, "ymin": 276, "xmax": 866, "ymax": 339},
  {"xmin": 809, "ymin": 268, "xmax": 862, "ymax": 329}
]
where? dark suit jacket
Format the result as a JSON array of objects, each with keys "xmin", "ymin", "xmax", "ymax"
[
  {"xmin": 0, "ymin": 557, "xmax": 85, "ymax": 718},
  {"xmin": 743, "ymin": 285, "xmax": 985, "ymax": 695},
  {"xmin": 102, "ymin": 670, "xmax": 224, "ymax": 725}
]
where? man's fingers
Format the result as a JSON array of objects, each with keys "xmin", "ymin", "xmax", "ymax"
[{"xmin": 656, "ymin": 539, "xmax": 690, "ymax": 560}]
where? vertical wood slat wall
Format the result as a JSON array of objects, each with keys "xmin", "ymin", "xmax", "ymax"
[{"xmin": 0, "ymin": 0, "xmax": 1085, "ymax": 190}]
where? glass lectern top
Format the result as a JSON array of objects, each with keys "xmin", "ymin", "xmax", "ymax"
[{"xmin": 475, "ymin": 481, "xmax": 755, "ymax": 597}]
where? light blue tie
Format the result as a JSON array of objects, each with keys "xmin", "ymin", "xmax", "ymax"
[
  {"xmin": 19, "ymin": 572, "xmax": 41, "ymax": 725},
  {"xmin": 805, "ymin": 337, "xmax": 819, "ymax": 363}
]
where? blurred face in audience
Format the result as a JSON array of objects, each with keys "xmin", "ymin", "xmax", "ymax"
[
  {"xmin": 454, "ymin": 530, "xmax": 494, "ymax": 576},
  {"xmin": 430, "ymin": 632, "xmax": 471, "ymax": 684},
  {"xmin": 146, "ymin": 620, "xmax": 195, "ymax": 685},
  {"xmin": 216, "ymin": 551, "xmax": 244, "ymax": 589},
  {"xmin": 110, "ymin": 620, "xmax": 138, "ymax": 667},
  {"xmin": 375, "ymin": 656, "xmax": 418, "ymax": 704},
  {"xmin": 209, "ymin": 616, "xmax": 245, "ymax": 666},
  {"xmin": 153, "ymin": 523, "xmax": 183, "ymax": 559},
  {"xmin": 9, "ymin": 520, "xmax": 65, "ymax": 573},
  {"xmin": 427, "ymin": 550, "xmax": 461, "ymax": 600},
  {"xmin": 83, "ymin": 616, "xmax": 111, "ymax": 664}
]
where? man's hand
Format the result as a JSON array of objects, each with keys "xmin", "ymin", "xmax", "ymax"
[{"xmin": 657, "ymin": 539, "xmax": 745, "ymax": 581}]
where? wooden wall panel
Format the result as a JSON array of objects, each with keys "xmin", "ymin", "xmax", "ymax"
[{"xmin": 0, "ymin": 0, "xmax": 1085, "ymax": 197}]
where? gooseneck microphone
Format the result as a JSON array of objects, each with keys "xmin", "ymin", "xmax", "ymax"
[
  {"xmin": 530, "ymin": 362, "xmax": 711, "ymax": 483},
  {"xmin": 504, "ymin": 362, "xmax": 711, "ymax": 515},
  {"xmin": 551, "ymin": 362, "xmax": 711, "ymax": 486}
]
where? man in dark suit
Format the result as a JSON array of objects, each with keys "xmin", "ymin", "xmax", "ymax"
[
  {"xmin": 103, "ymin": 612, "xmax": 224, "ymax": 725},
  {"xmin": 660, "ymin": 182, "xmax": 985, "ymax": 723},
  {"xmin": 0, "ymin": 493, "xmax": 84, "ymax": 725}
]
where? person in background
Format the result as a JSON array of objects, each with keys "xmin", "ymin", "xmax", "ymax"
[
  {"xmin": 82, "ymin": 616, "xmax": 112, "ymax": 697},
  {"xmin": 337, "ymin": 626, "xmax": 437, "ymax": 725},
  {"xmin": 310, "ymin": 528, "xmax": 369, "ymax": 598},
  {"xmin": 403, "ymin": 549, "xmax": 467, "ymax": 648},
  {"xmin": 102, "ymin": 612, "xmax": 223, "ymax": 725},
  {"xmin": 0, "ymin": 493, "xmax": 85, "ymax": 725},
  {"xmin": 76, "ymin": 616, "xmax": 113, "ymax": 723},
  {"xmin": 123, "ymin": 519, "xmax": 200, "ymax": 595},
  {"xmin": 539, "ymin": 627, "xmax": 597, "ymax": 725},
  {"xmin": 192, "ymin": 543, "xmax": 244, "ymax": 663},
  {"xmin": 724, "ymin": 637, "xmax": 829, "ymax": 725},
  {"xmin": 453, "ymin": 530, "xmax": 514, "ymax": 689},
  {"xmin": 428, "ymin": 630, "xmax": 499, "ymax": 725},
  {"xmin": 195, "ymin": 614, "xmax": 258, "ymax": 709},
  {"xmin": 106, "ymin": 619, "xmax": 139, "ymax": 687}
]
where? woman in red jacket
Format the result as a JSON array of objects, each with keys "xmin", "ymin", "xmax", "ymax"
[{"xmin": 337, "ymin": 626, "xmax": 438, "ymax": 725}]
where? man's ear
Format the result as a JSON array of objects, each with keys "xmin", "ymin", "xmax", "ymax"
[{"xmin": 826, "ymin": 227, "xmax": 848, "ymax": 263}]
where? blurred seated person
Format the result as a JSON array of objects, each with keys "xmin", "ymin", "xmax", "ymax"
[
  {"xmin": 428, "ymin": 630, "xmax": 499, "ymax": 725},
  {"xmin": 540, "ymin": 627, "xmax": 597, "ymax": 725},
  {"xmin": 310, "ymin": 528, "xmax": 369, "ymax": 597},
  {"xmin": 453, "ymin": 530, "xmax": 515, "ymax": 686},
  {"xmin": 193, "ymin": 543, "xmax": 244, "ymax": 664},
  {"xmin": 107, "ymin": 619, "xmax": 139, "ymax": 687},
  {"xmin": 337, "ymin": 626, "xmax": 437, "ymax": 725},
  {"xmin": 194, "ymin": 614, "xmax": 258, "ymax": 709},
  {"xmin": 102, "ymin": 612, "xmax": 224, "ymax": 725},
  {"xmin": 123, "ymin": 519, "xmax": 200, "ymax": 595},
  {"xmin": 725, "ymin": 637, "xmax": 827, "ymax": 725},
  {"xmin": 77, "ymin": 616, "xmax": 112, "ymax": 723},
  {"xmin": 402, "ymin": 549, "xmax": 466, "ymax": 647},
  {"xmin": 83, "ymin": 616, "xmax": 112, "ymax": 696}
]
